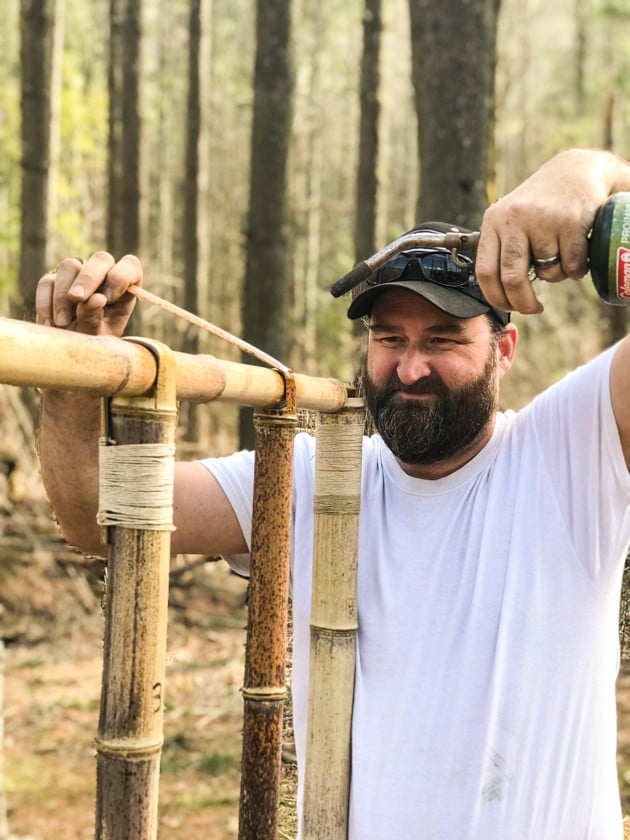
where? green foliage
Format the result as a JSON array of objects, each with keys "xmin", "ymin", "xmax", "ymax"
[{"xmin": 599, "ymin": 0, "xmax": 630, "ymax": 18}]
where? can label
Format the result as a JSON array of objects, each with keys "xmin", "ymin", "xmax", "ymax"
[{"xmin": 618, "ymin": 247, "xmax": 630, "ymax": 300}]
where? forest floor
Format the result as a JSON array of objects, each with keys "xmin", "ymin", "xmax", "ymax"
[{"xmin": 0, "ymin": 492, "xmax": 297, "ymax": 840}]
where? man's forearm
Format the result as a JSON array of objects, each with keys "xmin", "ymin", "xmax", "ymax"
[{"xmin": 39, "ymin": 390, "xmax": 105, "ymax": 556}]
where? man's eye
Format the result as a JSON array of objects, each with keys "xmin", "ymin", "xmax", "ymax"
[{"xmin": 379, "ymin": 335, "xmax": 404, "ymax": 347}]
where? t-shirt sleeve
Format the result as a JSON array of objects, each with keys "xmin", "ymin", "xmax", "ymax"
[
  {"xmin": 198, "ymin": 449, "xmax": 256, "ymax": 577},
  {"xmin": 523, "ymin": 345, "xmax": 630, "ymax": 581}
]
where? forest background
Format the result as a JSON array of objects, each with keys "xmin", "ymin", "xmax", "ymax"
[{"xmin": 3, "ymin": 0, "xmax": 630, "ymax": 451}]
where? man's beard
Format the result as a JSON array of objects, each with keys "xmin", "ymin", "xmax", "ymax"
[{"xmin": 363, "ymin": 351, "xmax": 498, "ymax": 465}]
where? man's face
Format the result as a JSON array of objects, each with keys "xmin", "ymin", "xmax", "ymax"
[{"xmin": 363, "ymin": 289, "xmax": 504, "ymax": 467}]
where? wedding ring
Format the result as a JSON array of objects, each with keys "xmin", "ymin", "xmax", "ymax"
[{"xmin": 532, "ymin": 253, "xmax": 561, "ymax": 268}]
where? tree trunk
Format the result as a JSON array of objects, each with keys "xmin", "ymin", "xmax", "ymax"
[
  {"xmin": 181, "ymin": 0, "xmax": 203, "ymax": 441},
  {"xmin": 183, "ymin": 0, "xmax": 201, "ymax": 323},
  {"xmin": 107, "ymin": 0, "xmax": 142, "ymax": 260},
  {"xmin": 408, "ymin": 0, "xmax": 501, "ymax": 228},
  {"xmin": 18, "ymin": 0, "xmax": 57, "ymax": 320},
  {"xmin": 352, "ymin": 0, "xmax": 382, "ymax": 341},
  {"xmin": 354, "ymin": 0, "xmax": 381, "ymax": 264},
  {"xmin": 239, "ymin": 0, "xmax": 294, "ymax": 449},
  {"xmin": 289, "ymin": 0, "xmax": 325, "ymax": 375}
]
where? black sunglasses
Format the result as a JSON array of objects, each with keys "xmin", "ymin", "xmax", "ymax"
[{"xmin": 367, "ymin": 249, "xmax": 477, "ymax": 289}]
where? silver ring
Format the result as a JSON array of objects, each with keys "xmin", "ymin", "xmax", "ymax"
[{"xmin": 532, "ymin": 253, "xmax": 561, "ymax": 268}]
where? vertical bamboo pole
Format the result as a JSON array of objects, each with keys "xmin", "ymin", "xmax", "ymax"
[
  {"xmin": 302, "ymin": 396, "xmax": 364, "ymax": 840},
  {"xmin": 94, "ymin": 339, "xmax": 177, "ymax": 839},
  {"xmin": 238, "ymin": 379, "xmax": 298, "ymax": 840}
]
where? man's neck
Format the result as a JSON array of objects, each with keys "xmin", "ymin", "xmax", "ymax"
[{"xmin": 395, "ymin": 414, "xmax": 497, "ymax": 480}]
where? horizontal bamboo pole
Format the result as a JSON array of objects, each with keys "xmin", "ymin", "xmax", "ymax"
[{"xmin": 0, "ymin": 316, "xmax": 348, "ymax": 410}]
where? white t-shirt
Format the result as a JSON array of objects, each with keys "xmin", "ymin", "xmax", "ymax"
[{"xmin": 201, "ymin": 347, "xmax": 630, "ymax": 840}]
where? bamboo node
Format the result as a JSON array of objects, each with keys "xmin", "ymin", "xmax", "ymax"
[
  {"xmin": 310, "ymin": 625, "xmax": 357, "ymax": 637},
  {"xmin": 313, "ymin": 495, "xmax": 361, "ymax": 514},
  {"xmin": 97, "ymin": 438, "xmax": 176, "ymax": 531},
  {"xmin": 240, "ymin": 685, "xmax": 287, "ymax": 701},
  {"xmin": 93, "ymin": 735, "xmax": 164, "ymax": 760},
  {"xmin": 253, "ymin": 411, "xmax": 299, "ymax": 428}
]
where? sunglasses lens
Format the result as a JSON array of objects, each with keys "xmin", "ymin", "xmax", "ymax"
[
  {"xmin": 369, "ymin": 250, "xmax": 475, "ymax": 288},
  {"xmin": 369, "ymin": 255, "xmax": 409, "ymax": 285},
  {"xmin": 418, "ymin": 253, "xmax": 472, "ymax": 286},
  {"xmin": 378, "ymin": 254, "xmax": 410, "ymax": 283}
]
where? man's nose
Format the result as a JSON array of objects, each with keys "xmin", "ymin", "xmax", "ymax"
[{"xmin": 397, "ymin": 349, "xmax": 431, "ymax": 385}]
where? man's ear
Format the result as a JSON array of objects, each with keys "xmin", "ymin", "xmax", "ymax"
[{"xmin": 497, "ymin": 323, "xmax": 518, "ymax": 379}]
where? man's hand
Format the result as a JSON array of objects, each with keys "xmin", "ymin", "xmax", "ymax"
[
  {"xmin": 35, "ymin": 251, "xmax": 143, "ymax": 336},
  {"xmin": 475, "ymin": 148, "xmax": 630, "ymax": 315}
]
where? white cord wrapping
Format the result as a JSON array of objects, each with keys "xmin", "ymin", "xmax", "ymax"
[{"xmin": 97, "ymin": 439, "xmax": 176, "ymax": 531}]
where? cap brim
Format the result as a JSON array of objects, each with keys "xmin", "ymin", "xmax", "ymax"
[{"xmin": 347, "ymin": 279, "xmax": 504, "ymax": 322}]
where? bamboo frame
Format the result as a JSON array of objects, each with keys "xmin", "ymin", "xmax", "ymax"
[
  {"xmin": 302, "ymin": 397, "xmax": 364, "ymax": 839},
  {"xmin": 94, "ymin": 338, "xmax": 177, "ymax": 839},
  {"xmin": 0, "ymin": 315, "xmax": 365, "ymax": 837}
]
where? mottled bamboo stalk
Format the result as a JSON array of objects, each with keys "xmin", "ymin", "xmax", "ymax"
[
  {"xmin": 302, "ymin": 397, "xmax": 364, "ymax": 840},
  {"xmin": 94, "ymin": 339, "xmax": 177, "ymax": 839},
  {"xmin": 238, "ymin": 390, "xmax": 298, "ymax": 840}
]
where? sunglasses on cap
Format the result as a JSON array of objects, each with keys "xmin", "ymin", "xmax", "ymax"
[{"xmin": 367, "ymin": 248, "xmax": 477, "ymax": 289}]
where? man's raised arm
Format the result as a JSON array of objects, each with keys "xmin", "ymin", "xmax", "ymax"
[
  {"xmin": 476, "ymin": 147, "xmax": 630, "ymax": 467},
  {"xmin": 36, "ymin": 252, "xmax": 248, "ymax": 557}
]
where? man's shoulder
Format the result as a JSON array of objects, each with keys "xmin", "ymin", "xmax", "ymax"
[{"xmin": 512, "ymin": 346, "xmax": 615, "ymax": 424}]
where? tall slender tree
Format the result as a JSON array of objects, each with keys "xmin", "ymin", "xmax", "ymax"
[
  {"xmin": 352, "ymin": 0, "xmax": 382, "ymax": 341},
  {"xmin": 354, "ymin": 0, "xmax": 382, "ymax": 265},
  {"xmin": 408, "ymin": 0, "xmax": 501, "ymax": 228},
  {"xmin": 107, "ymin": 0, "xmax": 142, "ymax": 260},
  {"xmin": 18, "ymin": 0, "xmax": 58, "ymax": 319},
  {"xmin": 181, "ymin": 0, "xmax": 210, "ymax": 442},
  {"xmin": 239, "ymin": 0, "xmax": 294, "ymax": 449},
  {"xmin": 183, "ymin": 0, "xmax": 202, "ymax": 335}
]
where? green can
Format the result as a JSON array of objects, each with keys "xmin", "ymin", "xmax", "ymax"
[{"xmin": 589, "ymin": 192, "xmax": 630, "ymax": 305}]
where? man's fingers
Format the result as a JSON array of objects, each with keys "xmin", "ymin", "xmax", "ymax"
[
  {"xmin": 104, "ymin": 253, "xmax": 144, "ymax": 300},
  {"xmin": 474, "ymin": 225, "xmax": 507, "ymax": 309},
  {"xmin": 557, "ymin": 228, "xmax": 590, "ymax": 280},
  {"xmin": 35, "ymin": 273, "xmax": 56, "ymax": 326},
  {"xmin": 51, "ymin": 257, "xmax": 85, "ymax": 326},
  {"xmin": 66, "ymin": 251, "xmax": 116, "ymax": 304},
  {"xmin": 34, "ymin": 251, "xmax": 142, "ymax": 335},
  {"xmin": 500, "ymin": 265, "xmax": 544, "ymax": 314},
  {"xmin": 476, "ymin": 221, "xmax": 544, "ymax": 314}
]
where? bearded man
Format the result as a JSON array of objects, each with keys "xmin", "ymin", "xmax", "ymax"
[{"xmin": 37, "ymin": 148, "xmax": 630, "ymax": 839}]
